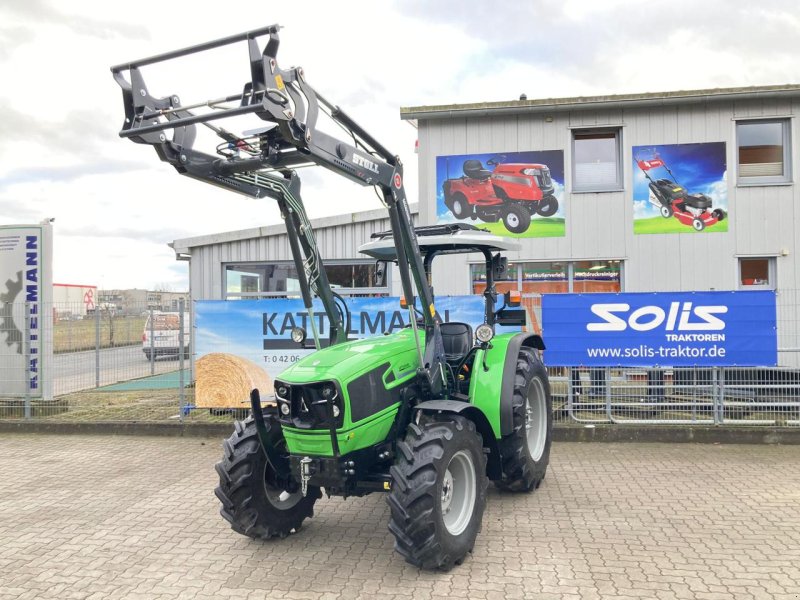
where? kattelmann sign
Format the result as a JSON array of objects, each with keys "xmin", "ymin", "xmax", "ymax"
[{"xmin": 541, "ymin": 291, "xmax": 777, "ymax": 367}]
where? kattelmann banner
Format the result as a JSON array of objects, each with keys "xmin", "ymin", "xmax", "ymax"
[
  {"xmin": 195, "ymin": 296, "xmax": 490, "ymax": 400},
  {"xmin": 541, "ymin": 291, "xmax": 777, "ymax": 367}
]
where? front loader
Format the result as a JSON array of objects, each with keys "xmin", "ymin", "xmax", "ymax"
[{"xmin": 111, "ymin": 25, "xmax": 553, "ymax": 570}]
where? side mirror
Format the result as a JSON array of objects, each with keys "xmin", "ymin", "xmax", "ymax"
[
  {"xmin": 491, "ymin": 254, "xmax": 507, "ymax": 280},
  {"xmin": 373, "ymin": 260, "xmax": 388, "ymax": 287}
]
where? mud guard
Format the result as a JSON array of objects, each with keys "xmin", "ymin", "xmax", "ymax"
[
  {"xmin": 413, "ymin": 400, "xmax": 502, "ymax": 480},
  {"xmin": 499, "ymin": 333, "xmax": 545, "ymax": 436}
]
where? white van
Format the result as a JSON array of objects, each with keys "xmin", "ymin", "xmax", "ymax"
[{"xmin": 142, "ymin": 312, "xmax": 190, "ymax": 360}]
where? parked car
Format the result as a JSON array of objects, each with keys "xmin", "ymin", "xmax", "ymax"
[{"xmin": 142, "ymin": 312, "xmax": 190, "ymax": 360}]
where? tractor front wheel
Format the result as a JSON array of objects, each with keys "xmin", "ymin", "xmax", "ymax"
[
  {"xmin": 387, "ymin": 415, "xmax": 487, "ymax": 570},
  {"xmin": 502, "ymin": 205, "xmax": 531, "ymax": 234},
  {"xmin": 496, "ymin": 348, "xmax": 553, "ymax": 492},
  {"xmin": 692, "ymin": 217, "xmax": 705, "ymax": 231},
  {"xmin": 215, "ymin": 417, "xmax": 320, "ymax": 539}
]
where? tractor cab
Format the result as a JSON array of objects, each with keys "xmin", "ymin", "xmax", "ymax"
[{"xmin": 359, "ymin": 223, "xmax": 528, "ymax": 366}]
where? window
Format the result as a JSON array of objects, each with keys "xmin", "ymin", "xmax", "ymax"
[
  {"xmin": 470, "ymin": 260, "xmax": 623, "ymax": 295},
  {"xmin": 224, "ymin": 261, "xmax": 388, "ymax": 299},
  {"xmin": 737, "ymin": 119, "xmax": 791, "ymax": 184},
  {"xmin": 572, "ymin": 128, "xmax": 623, "ymax": 192},
  {"xmin": 739, "ymin": 257, "xmax": 775, "ymax": 289},
  {"xmin": 573, "ymin": 261, "xmax": 622, "ymax": 293},
  {"xmin": 470, "ymin": 260, "xmax": 623, "ymax": 335}
]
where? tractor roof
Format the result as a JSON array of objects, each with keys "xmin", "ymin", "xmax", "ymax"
[{"xmin": 359, "ymin": 223, "xmax": 520, "ymax": 260}]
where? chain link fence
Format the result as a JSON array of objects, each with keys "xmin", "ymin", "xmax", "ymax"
[{"xmin": 1, "ymin": 296, "xmax": 798, "ymax": 426}]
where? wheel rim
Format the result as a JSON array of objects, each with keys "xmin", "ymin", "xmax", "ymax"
[
  {"xmin": 441, "ymin": 450, "xmax": 476, "ymax": 536},
  {"xmin": 693, "ymin": 219, "xmax": 704, "ymax": 231},
  {"xmin": 661, "ymin": 206, "xmax": 670, "ymax": 218},
  {"xmin": 453, "ymin": 199, "xmax": 464, "ymax": 216},
  {"xmin": 506, "ymin": 212, "xmax": 520, "ymax": 228},
  {"xmin": 263, "ymin": 459, "xmax": 303, "ymax": 509},
  {"xmin": 525, "ymin": 377, "xmax": 547, "ymax": 462}
]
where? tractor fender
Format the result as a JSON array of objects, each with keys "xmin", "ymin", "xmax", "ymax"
[
  {"xmin": 499, "ymin": 333, "xmax": 545, "ymax": 436},
  {"xmin": 413, "ymin": 400, "xmax": 502, "ymax": 480}
]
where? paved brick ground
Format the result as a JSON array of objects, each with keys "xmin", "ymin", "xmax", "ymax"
[{"xmin": 0, "ymin": 435, "xmax": 798, "ymax": 600}]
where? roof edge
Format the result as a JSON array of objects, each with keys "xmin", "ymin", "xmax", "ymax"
[
  {"xmin": 171, "ymin": 203, "xmax": 418, "ymax": 255},
  {"xmin": 401, "ymin": 84, "xmax": 800, "ymax": 121}
]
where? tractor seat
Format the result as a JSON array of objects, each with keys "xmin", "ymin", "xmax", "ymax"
[
  {"xmin": 440, "ymin": 322, "xmax": 473, "ymax": 364},
  {"xmin": 684, "ymin": 194, "xmax": 712, "ymax": 210},
  {"xmin": 463, "ymin": 159, "xmax": 492, "ymax": 181}
]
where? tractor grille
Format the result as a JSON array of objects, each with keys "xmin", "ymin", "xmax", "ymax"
[
  {"xmin": 539, "ymin": 168, "xmax": 552, "ymax": 188},
  {"xmin": 274, "ymin": 380, "xmax": 344, "ymax": 429}
]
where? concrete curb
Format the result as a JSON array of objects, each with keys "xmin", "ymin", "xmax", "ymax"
[{"xmin": 1, "ymin": 420, "xmax": 799, "ymax": 444}]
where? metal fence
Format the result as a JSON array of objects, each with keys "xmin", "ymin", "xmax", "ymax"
[{"xmin": 1, "ymin": 297, "xmax": 798, "ymax": 426}]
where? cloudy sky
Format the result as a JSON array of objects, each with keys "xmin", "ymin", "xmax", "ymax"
[{"xmin": 1, "ymin": 0, "xmax": 798, "ymax": 291}]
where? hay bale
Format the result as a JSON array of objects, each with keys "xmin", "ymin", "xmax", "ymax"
[{"xmin": 196, "ymin": 353, "xmax": 274, "ymax": 409}]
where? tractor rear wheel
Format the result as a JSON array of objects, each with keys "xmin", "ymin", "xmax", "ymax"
[
  {"xmin": 215, "ymin": 417, "xmax": 320, "ymax": 539},
  {"xmin": 502, "ymin": 205, "xmax": 531, "ymax": 234},
  {"xmin": 450, "ymin": 194, "xmax": 471, "ymax": 220},
  {"xmin": 495, "ymin": 348, "xmax": 553, "ymax": 492},
  {"xmin": 387, "ymin": 415, "xmax": 487, "ymax": 571},
  {"xmin": 537, "ymin": 195, "xmax": 559, "ymax": 217}
]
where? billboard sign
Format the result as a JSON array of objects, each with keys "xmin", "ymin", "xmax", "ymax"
[
  {"xmin": 0, "ymin": 222, "xmax": 54, "ymax": 399},
  {"xmin": 194, "ymin": 295, "xmax": 502, "ymax": 406},
  {"xmin": 436, "ymin": 150, "xmax": 566, "ymax": 238},
  {"xmin": 541, "ymin": 291, "xmax": 777, "ymax": 367}
]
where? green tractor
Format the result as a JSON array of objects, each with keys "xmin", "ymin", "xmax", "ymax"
[{"xmin": 111, "ymin": 25, "xmax": 552, "ymax": 570}]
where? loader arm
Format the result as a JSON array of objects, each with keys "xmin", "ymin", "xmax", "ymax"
[{"xmin": 111, "ymin": 25, "xmax": 447, "ymax": 396}]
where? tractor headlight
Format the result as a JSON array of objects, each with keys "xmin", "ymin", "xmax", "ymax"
[
  {"xmin": 475, "ymin": 323, "xmax": 494, "ymax": 344},
  {"xmin": 279, "ymin": 403, "xmax": 290, "ymax": 416},
  {"xmin": 332, "ymin": 405, "xmax": 340, "ymax": 418},
  {"xmin": 322, "ymin": 384, "xmax": 335, "ymax": 399},
  {"xmin": 290, "ymin": 326, "xmax": 307, "ymax": 344},
  {"xmin": 276, "ymin": 385, "xmax": 288, "ymax": 399}
]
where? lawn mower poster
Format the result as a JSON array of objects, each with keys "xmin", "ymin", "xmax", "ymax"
[
  {"xmin": 541, "ymin": 290, "xmax": 777, "ymax": 367},
  {"xmin": 436, "ymin": 150, "xmax": 565, "ymax": 237},
  {"xmin": 633, "ymin": 142, "xmax": 728, "ymax": 234}
]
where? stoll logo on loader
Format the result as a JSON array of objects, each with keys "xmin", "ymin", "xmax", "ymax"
[{"xmin": 587, "ymin": 302, "xmax": 728, "ymax": 339}]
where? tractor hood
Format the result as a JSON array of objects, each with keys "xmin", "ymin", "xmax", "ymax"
[{"xmin": 277, "ymin": 328, "xmax": 421, "ymax": 383}]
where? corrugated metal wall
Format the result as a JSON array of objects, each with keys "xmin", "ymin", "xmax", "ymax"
[
  {"xmin": 185, "ymin": 212, "xmax": 415, "ymax": 299},
  {"xmin": 418, "ymin": 98, "xmax": 800, "ymax": 296}
]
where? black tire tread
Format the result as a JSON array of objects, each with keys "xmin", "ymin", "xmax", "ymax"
[
  {"xmin": 387, "ymin": 416, "xmax": 487, "ymax": 571},
  {"xmin": 214, "ymin": 417, "xmax": 320, "ymax": 539},
  {"xmin": 495, "ymin": 348, "xmax": 552, "ymax": 492}
]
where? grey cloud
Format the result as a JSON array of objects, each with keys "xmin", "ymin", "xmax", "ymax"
[
  {"xmin": 0, "ymin": 100, "xmax": 122, "ymax": 157},
  {"xmin": 396, "ymin": 1, "xmax": 800, "ymax": 94},
  {"xmin": 59, "ymin": 225, "xmax": 197, "ymax": 245},
  {"xmin": 0, "ymin": 0, "xmax": 148, "ymax": 41},
  {"xmin": 0, "ymin": 160, "xmax": 151, "ymax": 190},
  {"xmin": 0, "ymin": 26, "xmax": 34, "ymax": 59}
]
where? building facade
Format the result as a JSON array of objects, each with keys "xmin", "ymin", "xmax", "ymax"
[{"xmin": 173, "ymin": 85, "xmax": 800, "ymax": 367}]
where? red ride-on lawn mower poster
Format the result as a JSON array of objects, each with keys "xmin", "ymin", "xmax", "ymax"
[
  {"xmin": 436, "ymin": 150, "xmax": 565, "ymax": 237},
  {"xmin": 633, "ymin": 142, "xmax": 728, "ymax": 234}
]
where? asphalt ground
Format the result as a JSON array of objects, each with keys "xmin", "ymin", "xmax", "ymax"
[{"xmin": 0, "ymin": 435, "xmax": 798, "ymax": 600}]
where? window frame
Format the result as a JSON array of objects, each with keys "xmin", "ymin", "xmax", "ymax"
[
  {"xmin": 469, "ymin": 259, "xmax": 624, "ymax": 294},
  {"xmin": 737, "ymin": 257, "xmax": 776, "ymax": 290},
  {"xmin": 570, "ymin": 127, "xmax": 624, "ymax": 193},
  {"xmin": 223, "ymin": 259, "xmax": 390, "ymax": 299},
  {"xmin": 735, "ymin": 117, "xmax": 792, "ymax": 186}
]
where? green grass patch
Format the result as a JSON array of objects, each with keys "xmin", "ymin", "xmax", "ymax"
[
  {"xmin": 482, "ymin": 217, "xmax": 566, "ymax": 238},
  {"xmin": 634, "ymin": 216, "xmax": 729, "ymax": 235}
]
